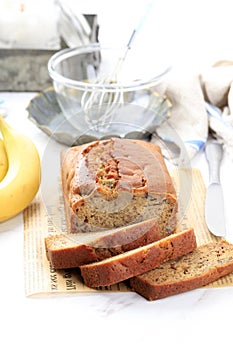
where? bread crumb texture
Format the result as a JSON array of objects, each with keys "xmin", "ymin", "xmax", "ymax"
[
  {"xmin": 130, "ymin": 241, "xmax": 233, "ymax": 300},
  {"xmin": 140, "ymin": 241, "xmax": 233, "ymax": 283}
]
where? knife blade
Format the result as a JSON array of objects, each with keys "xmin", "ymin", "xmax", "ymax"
[{"xmin": 205, "ymin": 139, "xmax": 226, "ymax": 237}]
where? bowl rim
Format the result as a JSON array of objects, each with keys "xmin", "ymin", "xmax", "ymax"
[{"xmin": 48, "ymin": 43, "xmax": 171, "ymax": 92}]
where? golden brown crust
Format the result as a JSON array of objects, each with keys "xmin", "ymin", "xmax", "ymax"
[
  {"xmin": 60, "ymin": 138, "xmax": 177, "ymax": 232},
  {"xmin": 79, "ymin": 228, "xmax": 196, "ymax": 287}
]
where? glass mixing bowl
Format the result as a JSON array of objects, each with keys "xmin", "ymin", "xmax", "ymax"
[{"xmin": 48, "ymin": 43, "xmax": 171, "ymax": 143}]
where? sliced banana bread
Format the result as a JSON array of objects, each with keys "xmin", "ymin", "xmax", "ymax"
[
  {"xmin": 80, "ymin": 228, "xmax": 196, "ymax": 287},
  {"xmin": 130, "ymin": 240, "xmax": 233, "ymax": 300},
  {"xmin": 45, "ymin": 215, "xmax": 176, "ymax": 269}
]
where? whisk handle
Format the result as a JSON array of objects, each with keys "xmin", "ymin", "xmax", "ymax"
[
  {"xmin": 119, "ymin": 0, "xmax": 155, "ymax": 65},
  {"xmin": 126, "ymin": 0, "xmax": 155, "ymax": 50}
]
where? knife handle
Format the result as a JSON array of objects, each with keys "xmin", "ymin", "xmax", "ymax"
[{"xmin": 205, "ymin": 140, "xmax": 223, "ymax": 184}]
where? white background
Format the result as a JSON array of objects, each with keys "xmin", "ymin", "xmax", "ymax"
[
  {"xmin": 75, "ymin": 0, "xmax": 233, "ymax": 70},
  {"xmin": 1, "ymin": 2, "xmax": 233, "ymax": 350}
]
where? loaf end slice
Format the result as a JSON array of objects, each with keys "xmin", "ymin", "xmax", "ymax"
[
  {"xmin": 130, "ymin": 240, "xmax": 233, "ymax": 301},
  {"xmin": 80, "ymin": 228, "xmax": 197, "ymax": 287},
  {"xmin": 45, "ymin": 212, "xmax": 177, "ymax": 270}
]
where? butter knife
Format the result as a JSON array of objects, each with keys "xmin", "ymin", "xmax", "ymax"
[{"xmin": 205, "ymin": 139, "xmax": 226, "ymax": 237}]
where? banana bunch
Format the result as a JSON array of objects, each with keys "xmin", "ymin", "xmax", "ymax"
[{"xmin": 0, "ymin": 116, "xmax": 41, "ymax": 222}]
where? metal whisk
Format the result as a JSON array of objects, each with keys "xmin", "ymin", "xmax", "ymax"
[{"xmin": 81, "ymin": 1, "xmax": 155, "ymax": 127}]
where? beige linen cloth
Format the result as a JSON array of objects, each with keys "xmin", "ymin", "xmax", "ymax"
[{"xmin": 152, "ymin": 61, "xmax": 233, "ymax": 165}]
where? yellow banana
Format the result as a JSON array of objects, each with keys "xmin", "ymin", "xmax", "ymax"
[
  {"xmin": 0, "ymin": 116, "xmax": 41, "ymax": 222},
  {"xmin": 0, "ymin": 138, "xmax": 8, "ymax": 181}
]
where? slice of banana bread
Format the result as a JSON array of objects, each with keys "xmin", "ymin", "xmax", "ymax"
[
  {"xmin": 61, "ymin": 138, "xmax": 177, "ymax": 233},
  {"xmin": 45, "ymin": 214, "xmax": 176, "ymax": 269},
  {"xmin": 130, "ymin": 240, "xmax": 233, "ymax": 301},
  {"xmin": 80, "ymin": 228, "xmax": 196, "ymax": 287}
]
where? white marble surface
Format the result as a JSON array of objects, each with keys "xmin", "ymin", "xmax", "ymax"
[{"xmin": 0, "ymin": 92, "xmax": 233, "ymax": 350}]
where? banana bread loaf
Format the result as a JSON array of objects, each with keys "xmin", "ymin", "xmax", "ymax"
[
  {"xmin": 80, "ymin": 228, "xmax": 196, "ymax": 287},
  {"xmin": 45, "ymin": 214, "xmax": 177, "ymax": 269},
  {"xmin": 130, "ymin": 240, "xmax": 233, "ymax": 301},
  {"xmin": 61, "ymin": 138, "xmax": 177, "ymax": 233}
]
